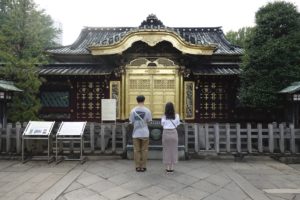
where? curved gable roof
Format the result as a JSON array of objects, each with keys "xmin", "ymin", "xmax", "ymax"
[{"xmin": 47, "ymin": 14, "xmax": 243, "ymax": 56}]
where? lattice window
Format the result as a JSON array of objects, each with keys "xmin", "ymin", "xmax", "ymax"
[
  {"xmin": 198, "ymin": 81, "xmax": 228, "ymax": 120},
  {"xmin": 41, "ymin": 91, "xmax": 69, "ymax": 108},
  {"xmin": 154, "ymin": 80, "xmax": 175, "ymax": 89},
  {"xmin": 129, "ymin": 79, "xmax": 150, "ymax": 89},
  {"xmin": 76, "ymin": 81, "xmax": 105, "ymax": 120}
]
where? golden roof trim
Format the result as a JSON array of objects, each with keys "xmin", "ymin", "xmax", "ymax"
[{"xmin": 89, "ymin": 30, "xmax": 216, "ymax": 55}]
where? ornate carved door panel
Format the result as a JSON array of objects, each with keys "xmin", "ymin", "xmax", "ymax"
[{"xmin": 124, "ymin": 58, "xmax": 180, "ymax": 119}]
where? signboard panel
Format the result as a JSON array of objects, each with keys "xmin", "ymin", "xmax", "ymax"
[
  {"xmin": 101, "ymin": 99, "xmax": 116, "ymax": 121},
  {"xmin": 23, "ymin": 121, "xmax": 55, "ymax": 136},
  {"xmin": 57, "ymin": 122, "xmax": 87, "ymax": 136}
]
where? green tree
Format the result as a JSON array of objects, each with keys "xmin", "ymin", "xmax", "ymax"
[
  {"xmin": 0, "ymin": 0, "xmax": 60, "ymax": 122},
  {"xmin": 239, "ymin": 1, "xmax": 300, "ymax": 108},
  {"xmin": 226, "ymin": 27, "xmax": 254, "ymax": 48}
]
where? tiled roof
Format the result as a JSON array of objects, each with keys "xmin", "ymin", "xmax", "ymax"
[
  {"xmin": 190, "ymin": 65, "xmax": 242, "ymax": 75},
  {"xmin": 279, "ymin": 82, "xmax": 300, "ymax": 94},
  {"xmin": 38, "ymin": 64, "xmax": 114, "ymax": 75},
  {"xmin": 47, "ymin": 15, "xmax": 243, "ymax": 56},
  {"xmin": 38, "ymin": 64, "xmax": 241, "ymax": 76},
  {"xmin": 0, "ymin": 80, "xmax": 23, "ymax": 92}
]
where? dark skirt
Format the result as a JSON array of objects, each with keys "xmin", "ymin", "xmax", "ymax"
[{"xmin": 162, "ymin": 129, "xmax": 178, "ymax": 164}]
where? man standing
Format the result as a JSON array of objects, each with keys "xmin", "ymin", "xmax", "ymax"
[{"xmin": 129, "ymin": 95, "xmax": 152, "ymax": 172}]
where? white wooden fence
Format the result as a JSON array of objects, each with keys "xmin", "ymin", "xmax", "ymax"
[{"xmin": 0, "ymin": 122, "xmax": 299, "ymax": 156}]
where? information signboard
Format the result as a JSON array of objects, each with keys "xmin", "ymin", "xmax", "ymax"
[
  {"xmin": 23, "ymin": 121, "xmax": 55, "ymax": 136},
  {"xmin": 57, "ymin": 122, "xmax": 87, "ymax": 136},
  {"xmin": 101, "ymin": 99, "xmax": 116, "ymax": 121}
]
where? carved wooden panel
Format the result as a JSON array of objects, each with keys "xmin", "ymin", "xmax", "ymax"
[
  {"xmin": 197, "ymin": 81, "xmax": 228, "ymax": 120},
  {"xmin": 184, "ymin": 82, "xmax": 195, "ymax": 119},
  {"xmin": 110, "ymin": 81, "xmax": 120, "ymax": 119},
  {"xmin": 76, "ymin": 81, "xmax": 105, "ymax": 120}
]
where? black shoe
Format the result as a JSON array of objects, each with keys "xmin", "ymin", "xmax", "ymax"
[
  {"xmin": 136, "ymin": 167, "xmax": 141, "ymax": 172},
  {"xmin": 140, "ymin": 168, "xmax": 146, "ymax": 172},
  {"xmin": 166, "ymin": 169, "xmax": 174, "ymax": 173}
]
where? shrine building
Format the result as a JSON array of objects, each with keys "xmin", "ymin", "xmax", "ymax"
[{"xmin": 39, "ymin": 14, "xmax": 243, "ymax": 122}]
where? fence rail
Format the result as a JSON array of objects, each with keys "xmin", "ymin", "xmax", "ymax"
[
  {"xmin": 0, "ymin": 122, "xmax": 299, "ymax": 157},
  {"xmin": 186, "ymin": 123, "xmax": 300, "ymax": 155}
]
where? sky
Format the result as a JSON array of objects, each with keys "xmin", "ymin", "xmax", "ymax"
[{"xmin": 34, "ymin": 0, "xmax": 300, "ymax": 46}]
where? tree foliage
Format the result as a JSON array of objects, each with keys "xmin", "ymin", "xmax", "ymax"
[
  {"xmin": 239, "ymin": 1, "xmax": 300, "ymax": 108},
  {"xmin": 0, "ymin": 0, "xmax": 60, "ymax": 122},
  {"xmin": 225, "ymin": 27, "xmax": 254, "ymax": 48}
]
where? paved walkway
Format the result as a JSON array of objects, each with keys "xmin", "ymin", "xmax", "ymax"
[{"xmin": 0, "ymin": 157, "xmax": 300, "ymax": 200}]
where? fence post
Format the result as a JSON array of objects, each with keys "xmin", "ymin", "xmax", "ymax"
[
  {"xmin": 100, "ymin": 124, "xmax": 106, "ymax": 153},
  {"xmin": 290, "ymin": 124, "xmax": 295, "ymax": 154},
  {"xmin": 258, "ymin": 123, "xmax": 263, "ymax": 153},
  {"xmin": 247, "ymin": 123, "xmax": 252, "ymax": 153},
  {"xmin": 90, "ymin": 122, "xmax": 95, "ymax": 153},
  {"xmin": 112, "ymin": 124, "xmax": 116, "ymax": 153},
  {"xmin": 279, "ymin": 123, "xmax": 285, "ymax": 153},
  {"xmin": 22, "ymin": 122, "xmax": 30, "ymax": 152},
  {"xmin": 184, "ymin": 123, "xmax": 188, "ymax": 153},
  {"xmin": 205, "ymin": 123, "xmax": 210, "ymax": 150},
  {"xmin": 16, "ymin": 122, "xmax": 22, "ymax": 154},
  {"xmin": 214, "ymin": 123, "xmax": 219, "ymax": 153},
  {"xmin": 226, "ymin": 123, "xmax": 230, "ymax": 153},
  {"xmin": 199, "ymin": 124, "xmax": 205, "ymax": 149},
  {"xmin": 194, "ymin": 123, "xmax": 199, "ymax": 153},
  {"xmin": 236, "ymin": 123, "xmax": 241, "ymax": 153},
  {"xmin": 268, "ymin": 124, "xmax": 274, "ymax": 153},
  {"xmin": 6, "ymin": 123, "xmax": 12, "ymax": 153},
  {"xmin": 122, "ymin": 124, "xmax": 127, "ymax": 153}
]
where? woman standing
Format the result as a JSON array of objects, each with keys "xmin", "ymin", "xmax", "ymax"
[{"xmin": 161, "ymin": 102, "xmax": 180, "ymax": 173}]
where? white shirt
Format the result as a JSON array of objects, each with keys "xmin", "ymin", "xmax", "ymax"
[{"xmin": 161, "ymin": 114, "xmax": 180, "ymax": 129}]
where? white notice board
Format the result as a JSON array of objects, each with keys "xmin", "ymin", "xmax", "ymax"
[
  {"xmin": 57, "ymin": 122, "xmax": 87, "ymax": 136},
  {"xmin": 23, "ymin": 121, "xmax": 55, "ymax": 136},
  {"xmin": 101, "ymin": 99, "xmax": 116, "ymax": 121}
]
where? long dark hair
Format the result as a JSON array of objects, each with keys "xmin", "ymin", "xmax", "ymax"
[{"xmin": 164, "ymin": 102, "xmax": 175, "ymax": 119}]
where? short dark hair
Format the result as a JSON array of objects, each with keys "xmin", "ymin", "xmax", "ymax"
[
  {"xmin": 136, "ymin": 95, "xmax": 145, "ymax": 103},
  {"xmin": 165, "ymin": 102, "xmax": 175, "ymax": 119}
]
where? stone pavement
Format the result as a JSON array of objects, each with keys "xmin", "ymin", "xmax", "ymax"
[{"xmin": 0, "ymin": 157, "xmax": 300, "ymax": 200}]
